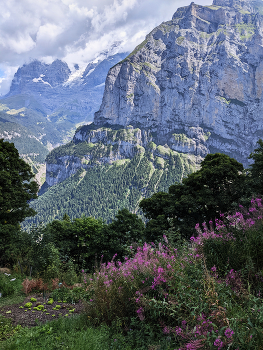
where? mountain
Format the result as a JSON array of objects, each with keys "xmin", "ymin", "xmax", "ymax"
[
  {"xmin": 94, "ymin": 0, "xmax": 263, "ymax": 166},
  {"xmin": 1, "ymin": 51, "xmax": 128, "ymax": 147},
  {"xmin": 0, "ymin": 50, "xmax": 127, "ymax": 184},
  {"xmin": 25, "ymin": 0, "xmax": 263, "ymax": 226},
  {"xmin": 25, "ymin": 125, "xmax": 196, "ymax": 226}
]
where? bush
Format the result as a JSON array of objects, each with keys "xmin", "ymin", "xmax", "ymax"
[
  {"xmin": 0, "ymin": 274, "xmax": 16, "ymax": 297},
  {"xmin": 24, "ymin": 302, "xmax": 32, "ymax": 308},
  {"xmin": 0, "ymin": 315, "xmax": 21, "ymax": 341},
  {"xmin": 79, "ymin": 237, "xmax": 263, "ymax": 349},
  {"xmin": 194, "ymin": 198, "xmax": 263, "ymax": 295},
  {"xmin": 50, "ymin": 285, "xmax": 88, "ymax": 303}
]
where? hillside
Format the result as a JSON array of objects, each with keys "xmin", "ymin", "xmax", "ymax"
[
  {"xmin": 24, "ymin": 126, "xmax": 196, "ymax": 227},
  {"xmin": 0, "ymin": 52, "xmax": 127, "ymax": 184}
]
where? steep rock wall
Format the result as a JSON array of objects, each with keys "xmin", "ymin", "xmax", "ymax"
[
  {"xmin": 94, "ymin": 0, "xmax": 263, "ymax": 166},
  {"xmin": 45, "ymin": 125, "xmax": 199, "ymax": 186}
]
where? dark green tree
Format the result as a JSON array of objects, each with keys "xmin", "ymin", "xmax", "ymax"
[
  {"xmin": 0, "ymin": 139, "xmax": 38, "ymax": 266},
  {"xmin": 0, "ymin": 139, "xmax": 38, "ymax": 225},
  {"xmin": 178, "ymin": 152, "xmax": 245, "ymax": 223},
  {"xmin": 139, "ymin": 192, "xmax": 172, "ymax": 241},
  {"xmin": 44, "ymin": 215, "xmax": 104, "ymax": 270},
  {"xmin": 100, "ymin": 208, "xmax": 145, "ymax": 262},
  {"xmin": 140, "ymin": 153, "xmax": 246, "ymax": 240},
  {"xmin": 248, "ymin": 139, "xmax": 263, "ymax": 196}
]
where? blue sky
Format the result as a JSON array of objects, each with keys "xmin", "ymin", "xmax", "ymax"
[{"xmin": 0, "ymin": 0, "xmax": 211, "ymax": 95}]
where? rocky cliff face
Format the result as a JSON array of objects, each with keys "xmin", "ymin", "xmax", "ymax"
[
  {"xmin": 45, "ymin": 125, "xmax": 197, "ymax": 187},
  {"xmin": 93, "ymin": 0, "xmax": 263, "ymax": 166}
]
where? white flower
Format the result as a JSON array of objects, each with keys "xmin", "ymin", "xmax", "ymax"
[
  {"xmin": 10, "ymin": 278, "xmax": 16, "ymax": 281},
  {"xmin": 4, "ymin": 273, "xmax": 11, "ymax": 276}
]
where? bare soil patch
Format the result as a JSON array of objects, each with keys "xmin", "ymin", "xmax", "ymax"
[{"xmin": 0, "ymin": 294, "xmax": 85, "ymax": 328}]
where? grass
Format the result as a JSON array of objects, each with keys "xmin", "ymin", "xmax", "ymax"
[
  {"xmin": 0, "ymin": 313, "xmax": 174, "ymax": 350},
  {"xmin": 2, "ymin": 200, "xmax": 263, "ymax": 349}
]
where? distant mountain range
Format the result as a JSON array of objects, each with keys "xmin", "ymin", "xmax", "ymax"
[{"xmin": 0, "ymin": 50, "xmax": 127, "ymax": 185}]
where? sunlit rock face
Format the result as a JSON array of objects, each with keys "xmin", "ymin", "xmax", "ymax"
[{"xmin": 94, "ymin": 0, "xmax": 263, "ymax": 166}]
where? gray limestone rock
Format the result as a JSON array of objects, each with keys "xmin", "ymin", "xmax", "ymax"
[{"xmin": 94, "ymin": 0, "xmax": 263, "ymax": 166}]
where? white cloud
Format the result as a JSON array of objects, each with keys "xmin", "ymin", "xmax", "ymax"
[
  {"xmin": 0, "ymin": 66, "xmax": 18, "ymax": 96},
  {"xmin": 0, "ymin": 0, "xmax": 212, "ymax": 95}
]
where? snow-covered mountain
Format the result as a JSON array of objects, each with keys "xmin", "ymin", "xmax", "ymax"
[
  {"xmin": 3, "ymin": 52, "xmax": 127, "ymax": 129},
  {"xmin": 0, "ymin": 47, "xmax": 128, "ymax": 186}
]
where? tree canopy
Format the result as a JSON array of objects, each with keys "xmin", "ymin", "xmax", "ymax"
[
  {"xmin": 0, "ymin": 139, "xmax": 38, "ymax": 225},
  {"xmin": 248, "ymin": 139, "xmax": 263, "ymax": 196},
  {"xmin": 140, "ymin": 153, "xmax": 246, "ymax": 240}
]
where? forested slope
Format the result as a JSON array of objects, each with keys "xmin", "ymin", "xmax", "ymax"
[{"xmin": 24, "ymin": 148, "xmax": 195, "ymax": 227}]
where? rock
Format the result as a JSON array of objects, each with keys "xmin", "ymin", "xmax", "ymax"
[{"xmin": 93, "ymin": 0, "xmax": 263, "ymax": 166}]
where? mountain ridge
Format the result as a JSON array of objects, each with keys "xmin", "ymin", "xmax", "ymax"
[
  {"xmin": 0, "ymin": 51, "xmax": 128, "ymax": 184},
  {"xmin": 92, "ymin": 0, "xmax": 263, "ymax": 166}
]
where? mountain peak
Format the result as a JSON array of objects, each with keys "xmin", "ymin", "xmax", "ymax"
[{"xmin": 94, "ymin": 0, "xmax": 263, "ymax": 166}]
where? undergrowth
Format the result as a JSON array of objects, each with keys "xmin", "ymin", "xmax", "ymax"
[{"xmin": 1, "ymin": 199, "xmax": 263, "ymax": 349}]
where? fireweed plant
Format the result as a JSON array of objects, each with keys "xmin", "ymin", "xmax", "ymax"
[
  {"xmin": 193, "ymin": 198, "xmax": 263, "ymax": 294},
  {"xmin": 82, "ymin": 231, "xmax": 262, "ymax": 350},
  {"xmin": 189, "ymin": 198, "xmax": 263, "ymax": 349},
  {"xmin": 4, "ymin": 199, "xmax": 263, "ymax": 349}
]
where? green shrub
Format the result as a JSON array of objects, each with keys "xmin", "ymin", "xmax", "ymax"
[
  {"xmin": 60, "ymin": 260, "xmax": 77, "ymax": 286},
  {"xmin": 24, "ymin": 302, "xmax": 32, "ymax": 308},
  {"xmin": 30, "ymin": 297, "xmax": 37, "ymax": 302},
  {"xmin": 47, "ymin": 298, "xmax": 53, "ymax": 305},
  {"xmin": 0, "ymin": 274, "xmax": 16, "ymax": 297},
  {"xmin": 50, "ymin": 286, "xmax": 87, "ymax": 304},
  {"xmin": 199, "ymin": 199, "xmax": 263, "ymax": 294},
  {"xmin": 33, "ymin": 305, "xmax": 44, "ymax": 311},
  {"xmin": 53, "ymin": 305, "xmax": 61, "ymax": 310},
  {"xmin": 0, "ymin": 314, "xmax": 21, "ymax": 341}
]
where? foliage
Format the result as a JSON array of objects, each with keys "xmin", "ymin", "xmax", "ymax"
[
  {"xmin": 51, "ymin": 286, "xmax": 89, "ymax": 304},
  {"xmin": 24, "ymin": 149, "xmax": 193, "ymax": 227},
  {"xmin": 193, "ymin": 198, "xmax": 263, "ymax": 295},
  {"xmin": 0, "ymin": 314, "xmax": 21, "ymax": 342},
  {"xmin": 1, "ymin": 227, "xmax": 263, "ymax": 348},
  {"xmin": 0, "ymin": 139, "xmax": 38, "ymax": 225},
  {"xmin": 99, "ymin": 208, "xmax": 145, "ymax": 263},
  {"xmin": 248, "ymin": 138, "xmax": 263, "ymax": 196},
  {"xmin": 0, "ymin": 274, "xmax": 16, "ymax": 298},
  {"xmin": 32, "ymin": 211, "xmax": 144, "ymax": 272},
  {"xmin": 0, "ymin": 313, "xmax": 172, "ymax": 350},
  {"xmin": 44, "ymin": 215, "xmax": 104, "ymax": 270},
  {"xmin": 140, "ymin": 153, "xmax": 246, "ymax": 240},
  {"xmin": 24, "ymin": 302, "xmax": 32, "ymax": 308},
  {"xmin": 21, "ymin": 278, "xmax": 48, "ymax": 295},
  {"xmin": 79, "ymin": 238, "xmax": 263, "ymax": 349}
]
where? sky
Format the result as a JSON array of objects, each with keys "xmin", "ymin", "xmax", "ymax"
[{"xmin": 0, "ymin": 0, "xmax": 211, "ymax": 96}]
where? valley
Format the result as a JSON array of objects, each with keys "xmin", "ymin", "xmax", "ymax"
[{"xmin": 2, "ymin": 1, "xmax": 263, "ymax": 349}]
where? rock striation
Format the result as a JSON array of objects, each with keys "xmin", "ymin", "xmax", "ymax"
[{"xmin": 93, "ymin": 0, "xmax": 263, "ymax": 166}]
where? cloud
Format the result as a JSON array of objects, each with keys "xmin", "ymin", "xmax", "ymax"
[
  {"xmin": 0, "ymin": 66, "xmax": 18, "ymax": 96},
  {"xmin": 0, "ymin": 0, "xmax": 212, "ymax": 95}
]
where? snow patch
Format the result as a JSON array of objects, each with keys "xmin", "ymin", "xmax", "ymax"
[
  {"xmin": 32, "ymin": 76, "xmax": 52, "ymax": 87},
  {"xmin": 63, "ymin": 66, "xmax": 86, "ymax": 86}
]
